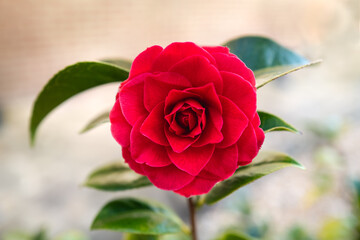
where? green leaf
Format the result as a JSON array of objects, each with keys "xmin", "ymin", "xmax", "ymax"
[
  {"xmin": 84, "ymin": 161, "xmax": 152, "ymax": 191},
  {"xmin": 125, "ymin": 232, "xmax": 191, "ymax": 240},
  {"xmin": 100, "ymin": 58, "xmax": 132, "ymax": 71},
  {"xmin": 255, "ymin": 60, "xmax": 321, "ymax": 89},
  {"xmin": 80, "ymin": 111, "xmax": 110, "ymax": 134},
  {"xmin": 91, "ymin": 198, "xmax": 188, "ymax": 235},
  {"xmin": 30, "ymin": 61, "xmax": 129, "ymax": 145},
  {"xmin": 125, "ymin": 234, "xmax": 158, "ymax": 240},
  {"xmin": 257, "ymin": 111, "xmax": 298, "ymax": 133},
  {"xmin": 203, "ymin": 151, "xmax": 304, "ymax": 205},
  {"xmin": 215, "ymin": 230, "xmax": 256, "ymax": 240},
  {"xmin": 223, "ymin": 36, "xmax": 308, "ymax": 71}
]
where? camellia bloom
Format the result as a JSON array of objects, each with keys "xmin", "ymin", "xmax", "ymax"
[{"xmin": 110, "ymin": 42, "xmax": 264, "ymax": 197}]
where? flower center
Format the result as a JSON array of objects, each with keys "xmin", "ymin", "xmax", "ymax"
[
  {"xmin": 176, "ymin": 107, "xmax": 197, "ymax": 130},
  {"xmin": 165, "ymin": 100, "xmax": 206, "ymax": 138}
]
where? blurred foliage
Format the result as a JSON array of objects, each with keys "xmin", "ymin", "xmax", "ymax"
[
  {"xmin": 284, "ymin": 226, "xmax": 314, "ymax": 240},
  {"xmin": 317, "ymin": 218, "xmax": 353, "ymax": 240},
  {"xmin": 2, "ymin": 229, "xmax": 87, "ymax": 240}
]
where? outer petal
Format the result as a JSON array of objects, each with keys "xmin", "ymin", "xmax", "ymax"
[
  {"xmin": 217, "ymin": 96, "xmax": 248, "ymax": 148},
  {"xmin": 142, "ymin": 164, "xmax": 195, "ymax": 191},
  {"xmin": 170, "ymin": 55, "xmax": 223, "ymax": 94},
  {"xmin": 252, "ymin": 113, "xmax": 265, "ymax": 148},
  {"xmin": 130, "ymin": 119, "xmax": 171, "ymax": 167},
  {"xmin": 167, "ymin": 144, "xmax": 215, "ymax": 176},
  {"xmin": 122, "ymin": 147, "xmax": 145, "ymax": 175},
  {"xmin": 140, "ymin": 102, "xmax": 169, "ymax": 146},
  {"xmin": 143, "ymin": 72, "xmax": 191, "ymax": 111},
  {"xmin": 211, "ymin": 52, "xmax": 255, "ymax": 86},
  {"xmin": 110, "ymin": 99, "xmax": 132, "ymax": 147},
  {"xmin": 221, "ymin": 71, "xmax": 257, "ymax": 118},
  {"xmin": 120, "ymin": 74, "xmax": 148, "ymax": 125},
  {"xmin": 152, "ymin": 42, "xmax": 216, "ymax": 72},
  {"xmin": 203, "ymin": 46, "xmax": 230, "ymax": 55},
  {"xmin": 174, "ymin": 177, "xmax": 218, "ymax": 197},
  {"xmin": 236, "ymin": 123, "xmax": 258, "ymax": 166},
  {"xmin": 198, "ymin": 144, "xmax": 238, "ymax": 181},
  {"xmin": 129, "ymin": 45, "xmax": 163, "ymax": 79}
]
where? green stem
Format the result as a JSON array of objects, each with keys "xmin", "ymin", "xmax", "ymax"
[{"xmin": 188, "ymin": 197, "xmax": 197, "ymax": 240}]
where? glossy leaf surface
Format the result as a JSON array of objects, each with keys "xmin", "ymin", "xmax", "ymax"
[
  {"xmin": 203, "ymin": 151, "xmax": 304, "ymax": 205},
  {"xmin": 125, "ymin": 232, "xmax": 190, "ymax": 240},
  {"xmin": 101, "ymin": 58, "xmax": 132, "ymax": 71},
  {"xmin": 80, "ymin": 111, "xmax": 110, "ymax": 134},
  {"xmin": 30, "ymin": 62, "xmax": 129, "ymax": 144},
  {"xmin": 224, "ymin": 36, "xmax": 308, "ymax": 71},
  {"xmin": 91, "ymin": 198, "xmax": 186, "ymax": 235},
  {"xmin": 258, "ymin": 111, "xmax": 298, "ymax": 133},
  {"xmin": 84, "ymin": 161, "xmax": 152, "ymax": 191},
  {"xmin": 255, "ymin": 60, "xmax": 321, "ymax": 89}
]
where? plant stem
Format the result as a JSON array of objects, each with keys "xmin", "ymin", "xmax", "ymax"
[{"xmin": 188, "ymin": 197, "xmax": 197, "ymax": 240}]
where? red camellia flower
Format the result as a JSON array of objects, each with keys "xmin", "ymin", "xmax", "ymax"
[{"xmin": 110, "ymin": 42, "xmax": 265, "ymax": 197}]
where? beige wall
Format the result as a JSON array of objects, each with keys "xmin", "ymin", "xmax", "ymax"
[{"xmin": 0, "ymin": 0, "xmax": 356, "ymax": 101}]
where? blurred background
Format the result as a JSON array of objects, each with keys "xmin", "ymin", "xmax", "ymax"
[{"xmin": 0, "ymin": 0, "xmax": 359, "ymax": 239}]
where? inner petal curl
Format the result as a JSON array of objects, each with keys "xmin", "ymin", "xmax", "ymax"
[{"xmin": 165, "ymin": 99, "xmax": 205, "ymax": 138}]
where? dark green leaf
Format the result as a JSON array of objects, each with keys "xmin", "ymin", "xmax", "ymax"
[
  {"xmin": 84, "ymin": 161, "xmax": 152, "ymax": 191},
  {"xmin": 100, "ymin": 58, "xmax": 132, "ymax": 71},
  {"xmin": 258, "ymin": 111, "xmax": 298, "ymax": 133},
  {"xmin": 91, "ymin": 198, "xmax": 188, "ymax": 235},
  {"xmin": 255, "ymin": 60, "xmax": 321, "ymax": 89},
  {"xmin": 203, "ymin": 151, "xmax": 304, "ymax": 205},
  {"xmin": 223, "ymin": 36, "xmax": 308, "ymax": 71},
  {"xmin": 30, "ymin": 62, "xmax": 129, "ymax": 145},
  {"xmin": 80, "ymin": 111, "xmax": 110, "ymax": 134}
]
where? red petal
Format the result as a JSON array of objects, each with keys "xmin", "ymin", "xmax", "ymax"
[
  {"xmin": 164, "ymin": 90, "xmax": 200, "ymax": 114},
  {"xmin": 120, "ymin": 74, "xmax": 148, "ymax": 125},
  {"xmin": 130, "ymin": 119, "xmax": 171, "ymax": 167},
  {"xmin": 203, "ymin": 46, "xmax": 230, "ymax": 55},
  {"xmin": 237, "ymin": 123, "xmax": 258, "ymax": 166},
  {"xmin": 174, "ymin": 177, "xmax": 218, "ymax": 197},
  {"xmin": 221, "ymin": 71, "xmax": 257, "ymax": 118},
  {"xmin": 170, "ymin": 55, "xmax": 223, "ymax": 94},
  {"xmin": 252, "ymin": 113, "xmax": 265, "ymax": 148},
  {"xmin": 140, "ymin": 102, "xmax": 169, "ymax": 146},
  {"xmin": 129, "ymin": 45, "xmax": 163, "ymax": 78},
  {"xmin": 122, "ymin": 147, "xmax": 145, "ymax": 175},
  {"xmin": 142, "ymin": 164, "xmax": 195, "ymax": 190},
  {"xmin": 152, "ymin": 42, "xmax": 216, "ymax": 72},
  {"xmin": 217, "ymin": 96, "xmax": 248, "ymax": 148},
  {"xmin": 144, "ymin": 72, "xmax": 191, "ymax": 111},
  {"xmin": 198, "ymin": 144, "xmax": 238, "ymax": 181},
  {"xmin": 185, "ymin": 84, "xmax": 223, "ymax": 131},
  {"xmin": 192, "ymin": 120, "xmax": 223, "ymax": 147},
  {"xmin": 110, "ymin": 99, "xmax": 132, "ymax": 147},
  {"xmin": 165, "ymin": 127, "xmax": 198, "ymax": 153},
  {"xmin": 167, "ymin": 144, "xmax": 215, "ymax": 176},
  {"xmin": 212, "ymin": 52, "xmax": 255, "ymax": 86}
]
